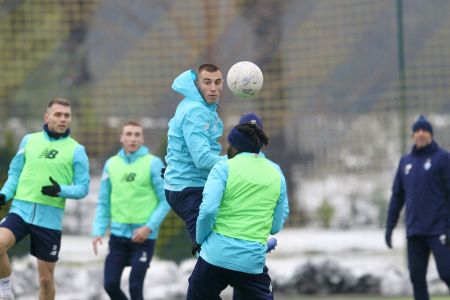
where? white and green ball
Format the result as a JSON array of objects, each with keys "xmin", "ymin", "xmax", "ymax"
[{"xmin": 226, "ymin": 61, "xmax": 263, "ymax": 98}]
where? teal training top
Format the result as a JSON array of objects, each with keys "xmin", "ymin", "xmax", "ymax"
[{"xmin": 197, "ymin": 153, "xmax": 289, "ymax": 274}]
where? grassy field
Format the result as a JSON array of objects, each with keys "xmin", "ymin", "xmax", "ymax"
[
  {"xmin": 217, "ymin": 289, "xmax": 448, "ymax": 300},
  {"xmin": 275, "ymin": 296, "xmax": 448, "ymax": 300}
]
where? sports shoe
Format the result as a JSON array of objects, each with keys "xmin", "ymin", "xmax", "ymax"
[
  {"xmin": 0, "ymin": 283, "xmax": 14, "ymax": 300},
  {"xmin": 0, "ymin": 292, "xmax": 15, "ymax": 300},
  {"xmin": 266, "ymin": 237, "xmax": 277, "ymax": 253}
]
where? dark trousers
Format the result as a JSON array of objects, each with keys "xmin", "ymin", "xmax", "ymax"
[
  {"xmin": 187, "ymin": 257, "xmax": 273, "ymax": 300},
  {"xmin": 165, "ymin": 187, "xmax": 203, "ymax": 245},
  {"xmin": 407, "ymin": 235, "xmax": 450, "ymax": 300},
  {"xmin": 104, "ymin": 235, "xmax": 155, "ymax": 300},
  {"xmin": 232, "ymin": 266, "xmax": 270, "ymax": 300}
]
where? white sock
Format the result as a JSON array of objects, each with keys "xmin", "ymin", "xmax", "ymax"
[{"xmin": 0, "ymin": 276, "xmax": 12, "ymax": 295}]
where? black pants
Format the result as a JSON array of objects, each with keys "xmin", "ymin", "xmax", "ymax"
[
  {"xmin": 187, "ymin": 257, "xmax": 273, "ymax": 300},
  {"xmin": 104, "ymin": 235, "xmax": 155, "ymax": 300},
  {"xmin": 407, "ymin": 235, "xmax": 450, "ymax": 300},
  {"xmin": 165, "ymin": 187, "xmax": 203, "ymax": 245}
]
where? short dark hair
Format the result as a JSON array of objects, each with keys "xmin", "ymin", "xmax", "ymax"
[
  {"xmin": 123, "ymin": 121, "xmax": 142, "ymax": 128},
  {"xmin": 47, "ymin": 98, "xmax": 71, "ymax": 108},
  {"xmin": 197, "ymin": 63, "xmax": 220, "ymax": 74}
]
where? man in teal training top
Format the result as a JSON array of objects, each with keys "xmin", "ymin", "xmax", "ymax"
[
  {"xmin": 187, "ymin": 122, "xmax": 289, "ymax": 300},
  {"xmin": 164, "ymin": 63, "xmax": 225, "ymax": 255},
  {"xmin": 0, "ymin": 98, "xmax": 90, "ymax": 300},
  {"xmin": 92, "ymin": 121, "xmax": 170, "ymax": 300}
]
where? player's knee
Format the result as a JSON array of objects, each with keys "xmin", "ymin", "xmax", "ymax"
[
  {"xmin": 409, "ymin": 272, "xmax": 426, "ymax": 286},
  {"xmin": 0, "ymin": 229, "xmax": 15, "ymax": 255},
  {"xmin": 104, "ymin": 279, "xmax": 121, "ymax": 293},
  {"xmin": 0, "ymin": 243, "xmax": 7, "ymax": 256},
  {"xmin": 39, "ymin": 275, "xmax": 54, "ymax": 291},
  {"xmin": 438, "ymin": 271, "xmax": 450, "ymax": 286},
  {"xmin": 129, "ymin": 283, "xmax": 143, "ymax": 298}
]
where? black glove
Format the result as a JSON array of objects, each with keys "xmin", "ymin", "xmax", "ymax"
[
  {"xmin": 160, "ymin": 167, "xmax": 166, "ymax": 179},
  {"xmin": 41, "ymin": 177, "xmax": 61, "ymax": 197},
  {"xmin": 385, "ymin": 228, "xmax": 393, "ymax": 249},
  {"xmin": 0, "ymin": 194, "xmax": 6, "ymax": 208},
  {"xmin": 191, "ymin": 243, "xmax": 201, "ymax": 256}
]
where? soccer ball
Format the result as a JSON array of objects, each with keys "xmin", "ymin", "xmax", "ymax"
[{"xmin": 226, "ymin": 61, "xmax": 263, "ymax": 98}]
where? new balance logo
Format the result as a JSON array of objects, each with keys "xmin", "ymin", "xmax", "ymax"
[
  {"xmin": 122, "ymin": 172, "xmax": 136, "ymax": 182},
  {"xmin": 0, "ymin": 279, "xmax": 9, "ymax": 287},
  {"xmin": 38, "ymin": 149, "xmax": 59, "ymax": 159},
  {"xmin": 139, "ymin": 251, "xmax": 147, "ymax": 263},
  {"xmin": 50, "ymin": 245, "xmax": 58, "ymax": 256}
]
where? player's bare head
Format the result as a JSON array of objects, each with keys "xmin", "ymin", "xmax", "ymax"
[
  {"xmin": 196, "ymin": 63, "xmax": 223, "ymax": 104},
  {"xmin": 121, "ymin": 121, "xmax": 144, "ymax": 154},
  {"xmin": 197, "ymin": 63, "xmax": 220, "ymax": 74},
  {"xmin": 47, "ymin": 98, "xmax": 71, "ymax": 111},
  {"xmin": 122, "ymin": 120, "xmax": 142, "ymax": 131},
  {"xmin": 45, "ymin": 98, "xmax": 72, "ymax": 134}
]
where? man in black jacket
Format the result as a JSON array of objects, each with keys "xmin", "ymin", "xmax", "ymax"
[{"xmin": 385, "ymin": 115, "xmax": 450, "ymax": 300}]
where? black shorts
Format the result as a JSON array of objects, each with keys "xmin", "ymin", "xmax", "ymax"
[
  {"xmin": 187, "ymin": 257, "xmax": 273, "ymax": 300},
  {"xmin": 165, "ymin": 187, "xmax": 204, "ymax": 244},
  {"xmin": 0, "ymin": 213, "xmax": 62, "ymax": 262}
]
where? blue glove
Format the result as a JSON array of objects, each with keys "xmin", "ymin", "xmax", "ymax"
[{"xmin": 266, "ymin": 237, "xmax": 277, "ymax": 253}]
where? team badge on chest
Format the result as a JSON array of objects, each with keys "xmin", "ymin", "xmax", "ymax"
[
  {"xmin": 423, "ymin": 158, "xmax": 432, "ymax": 170},
  {"xmin": 404, "ymin": 164, "xmax": 412, "ymax": 175}
]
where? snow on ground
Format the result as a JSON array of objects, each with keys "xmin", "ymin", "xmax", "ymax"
[{"xmin": 10, "ymin": 228, "xmax": 449, "ymax": 299}]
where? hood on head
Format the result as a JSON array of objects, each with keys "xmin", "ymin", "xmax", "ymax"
[{"xmin": 171, "ymin": 69, "xmax": 205, "ymax": 103}]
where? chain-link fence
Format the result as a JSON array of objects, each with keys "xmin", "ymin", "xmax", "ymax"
[{"xmin": 1, "ymin": 0, "xmax": 450, "ymax": 297}]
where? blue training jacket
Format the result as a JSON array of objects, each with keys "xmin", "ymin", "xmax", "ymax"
[
  {"xmin": 164, "ymin": 69, "xmax": 224, "ymax": 191},
  {"xmin": 196, "ymin": 153, "xmax": 289, "ymax": 274},
  {"xmin": 386, "ymin": 141, "xmax": 450, "ymax": 237},
  {"xmin": 92, "ymin": 146, "xmax": 170, "ymax": 239},
  {"xmin": 0, "ymin": 130, "xmax": 90, "ymax": 231}
]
